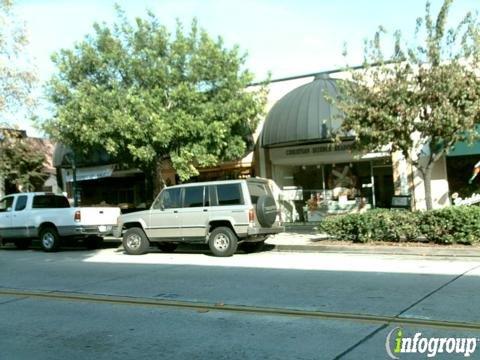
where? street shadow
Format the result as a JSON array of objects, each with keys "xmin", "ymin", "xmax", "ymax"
[{"xmin": 0, "ymin": 239, "xmax": 121, "ymax": 253}]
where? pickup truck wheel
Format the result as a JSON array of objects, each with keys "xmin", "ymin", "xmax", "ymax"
[
  {"xmin": 14, "ymin": 239, "xmax": 31, "ymax": 250},
  {"xmin": 208, "ymin": 227, "xmax": 238, "ymax": 257},
  {"xmin": 40, "ymin": 227, "xmax": 60, "ymax": 252},
  {"xmin": 123, "ymin": 228, "xmax": 150, "ymax": 255},
  {"xmin": 157, "ymin": 243, "xmax": 177, "ymax": 253},
  {"xmin": 240, "ymin": 240, "xmax": 265, "ymax": 253}
]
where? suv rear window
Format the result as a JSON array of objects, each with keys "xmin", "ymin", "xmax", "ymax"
[
  {"xmin": 216, "ymin": 184, "xmax": 243, "ymax": 206},
  {"xmin": 247, "ymin": 182, "xmax": 271, "ymax": 204},
  {"xmin": 32, "ymin": 195, "xmax": 70, "ymax": 208}
]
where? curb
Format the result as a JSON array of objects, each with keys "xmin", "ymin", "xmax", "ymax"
[{"xmin": 267, "ymin": 243, "xmax": 480, "ymax": 258}]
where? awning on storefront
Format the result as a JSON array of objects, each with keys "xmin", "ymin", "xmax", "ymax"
[
  {"xmin": 448, "ymin": 141, "xmax": 480, "ymax": 157},
  {"xmin": 261, "ymin": 74, "xmax": 343, "ymax": 148},
  {"xmin": 447, "ymin": 126, "xmax": 480, "ymax": 157},
  {"xmin": 53, "ymin": 143, "xmax": 112, "ymax": 167},
  {"xmin": 447, "ymin": 141, "xmax": 480, "ymax": 156},
  {"xmin": 61, "ymin": 165, "xmax": 115, "ymax": 182}
]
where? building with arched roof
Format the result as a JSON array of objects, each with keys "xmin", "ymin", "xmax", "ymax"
[{"xmin": 254, "ymin": 72, "xmax": 452, "ymax": 221}]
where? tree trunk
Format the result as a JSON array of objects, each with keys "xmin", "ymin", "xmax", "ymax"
[
  {"xmin": 422, "ymin": 166, "xmax": 434, "ymax": 211},
  {"xmin": 143, "ymin": 167, "xmax": 155, "ymax": 204},
  {"xmin": 143, "ymin": 157, "xmax": 169, "ymax": 206}
]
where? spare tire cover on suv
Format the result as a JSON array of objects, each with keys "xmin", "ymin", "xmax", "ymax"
[{"xmin": 256, "ymin": 195, "xmax": 277, "ymax": 228}]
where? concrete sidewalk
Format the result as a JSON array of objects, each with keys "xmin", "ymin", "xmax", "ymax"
[{"xmin": 265, "ymin": 231, "xmax": 480, "ymax": 258}]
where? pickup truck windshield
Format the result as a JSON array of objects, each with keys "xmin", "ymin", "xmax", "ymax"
[{"xmin": 32, "ymin": 195, "xmax": 70, "ymax": 208}]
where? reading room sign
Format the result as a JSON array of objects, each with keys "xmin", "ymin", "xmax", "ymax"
[{"xmin": 285, "ymin": 142, "xmax": 354, "ymax": 156}]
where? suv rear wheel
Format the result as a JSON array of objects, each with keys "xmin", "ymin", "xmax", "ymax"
[
  {"xmin": 123, "ymin": 228, "xmax": 150, "ymax": 255},
  {"xmin": 208, "ymin": 227, "xmax": 238, "ymax": 257}
]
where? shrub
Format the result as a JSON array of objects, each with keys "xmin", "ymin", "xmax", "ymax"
[
  {"xmin": 318, "ymin": 209, "xmax": 420, "ymax": 243},
  {"xmin": 419, "ymin": 206, "xmax": 480, "ymax": 244},
  {"xmin": 318, "ymin": 206, "xmax": 480, "ymax": 245}
]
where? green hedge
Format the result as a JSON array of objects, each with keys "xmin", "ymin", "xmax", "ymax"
[{"xmin": 318, "ymin": 206, "xmax": 480, "ymax": 245}]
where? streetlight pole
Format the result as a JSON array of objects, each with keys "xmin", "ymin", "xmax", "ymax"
[
  {"xmin": 71, "ymin": 151, "xmax": 78, "ymax": 207},
  {"xmin": 65, "ymin": 150, "xmax": 79, "ymax": 207}
]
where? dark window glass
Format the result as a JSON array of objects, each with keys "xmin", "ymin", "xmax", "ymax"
[
  {"xmin": 0, "ymin": 197, "xmax": 14, "ymax": 212},
  {"xmin": 217, "ymin": 184, "xmax": 243, "ymax": 206},
  {"xmin": 15, "ymin": 195, "xmax": 28, "ymax": 211},
  {"xmin": 32, "ymin": 195, "xmax": 70, "ymax": 209},
  {"xmin": 159, "ymin": 188, "xmax": 181, "ymax": 209},
  {"xmin": 184, "ymin": 186, "xmax": 204, "ymax": 208},
  {"xmin": 247, "ymin": 182, "xmax": 270, "ymax": 204}
]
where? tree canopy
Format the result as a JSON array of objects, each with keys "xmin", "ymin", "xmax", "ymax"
[
  {"xmin": 336, "ymin": 0, "xmax": 480, "ymax": 210},
  {"xmin": 0, "ymin": 0, "xmax": 36, "ymax": 116},
  {"xmin": 0, "ymin": 128, "xmax": 46, "ymax": 192},
  {"xmin": 0, "ymin": 0, "xmax": 42, "ymax": 195},
  {"xmin": 44, "ymin": 9, "xmax": 267, "ymax": 190}
]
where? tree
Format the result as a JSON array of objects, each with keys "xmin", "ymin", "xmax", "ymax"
[
  {"xmin": 336, "ymin": 0, "xmax": 480, "ymax": 210},
  {"xmin": 43, "ymin": 9, "xmax": 267, "ymax": 198},
  {"xmin": 0, "ymin": 127, "xmax": 47, "ymax": 192},
  {"xmin": 0, "ymin": 0, "xmax": 36, "ymax": 115},
  {"xmin": 0, "ymin": 0, "xmax": 39, "ymax": 195}
]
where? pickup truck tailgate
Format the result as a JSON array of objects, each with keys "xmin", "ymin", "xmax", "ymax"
[{"xmin": 76, "ymin": 207, "xmax": 121, "ymax": 226}]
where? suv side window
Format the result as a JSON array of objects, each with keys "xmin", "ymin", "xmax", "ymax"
[
  {"xmin": 14, "ymin": 195, "xmax": 28, "ymax": 211},
  {"xmin": 155, "ymin": 188, "xmax": 181, "ymax": 209},
  {"xmin": 183, "ymin": 186, "xmax": 204, "ymax": 208},
  {"xmin": 216, "ymin": 183, "xmax": 243, "ymax": 206}
]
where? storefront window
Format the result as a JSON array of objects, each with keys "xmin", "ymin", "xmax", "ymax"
[{"xmin": 278, "ymin": 159, "xmax": 393, "ymax": 223}]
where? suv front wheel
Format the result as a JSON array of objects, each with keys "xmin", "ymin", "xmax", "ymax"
[
  {"xmin": 123, "ymin": 228, "xmax": 150, "ymax": 255},
  {"xmin": 208, "ymin": 227, "xmax": 238, "ymax": 257}
]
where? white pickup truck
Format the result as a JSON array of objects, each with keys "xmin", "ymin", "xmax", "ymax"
[{"xmin": 0, "ymin": 192, "xmax": 120, "ymax": 252}]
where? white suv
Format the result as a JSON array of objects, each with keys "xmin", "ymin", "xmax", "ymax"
[{"xmin": 114, "ymin": 178, "xmax": 284, "ymax": 256}]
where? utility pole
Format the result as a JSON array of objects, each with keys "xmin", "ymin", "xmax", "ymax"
[
  {"xmin": 65, "ymin": 150, "xmax": 79, "ymax": 207},
  {"xmin": 72, "ymin": 151, "xmax": 78, "ymax": 207}
]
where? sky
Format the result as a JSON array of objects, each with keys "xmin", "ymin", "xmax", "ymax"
[{"xmin": 10, "ymin": 0, "xmax": 480, "ymax": 136}]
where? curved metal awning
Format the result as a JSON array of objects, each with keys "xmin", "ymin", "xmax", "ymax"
[{"xmin": 262, "ymin": 75, "xmax": 344, "ymax": 148}]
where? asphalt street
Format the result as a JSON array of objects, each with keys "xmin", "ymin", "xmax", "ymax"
[{"xmin": 1, "ymin": 244, "xmax": 480, "ymax": 359}]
